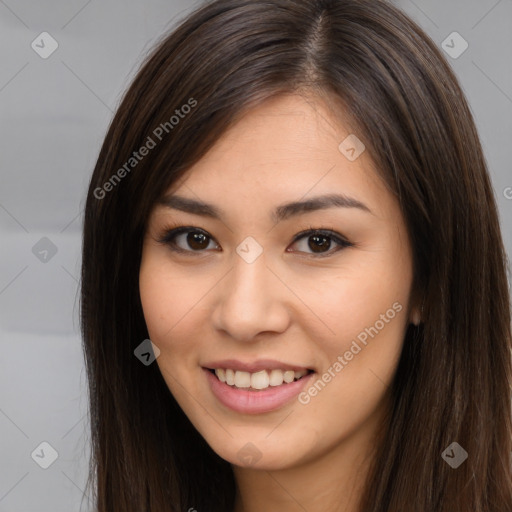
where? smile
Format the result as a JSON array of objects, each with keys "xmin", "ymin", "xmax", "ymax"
[
  {"xmin": 203, "ymin": 367, "xmax": 315, "ymax": 414},
  {"xmin": 212, "ymin": 368, "xmax": 311, "ymax": 390}
]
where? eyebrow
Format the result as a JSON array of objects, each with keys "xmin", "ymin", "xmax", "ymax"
[{"xmin": 158, "ymin": 193, "xmax": 373, "ymax": 223}]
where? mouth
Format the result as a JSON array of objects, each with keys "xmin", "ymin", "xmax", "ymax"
[
  {"xmin": 202, "ymin": 366, "xmax": 316, "ymax": 414},
  {"xmin": 205, "ymin": 367, "xmax": 314, "ymax": 391}
]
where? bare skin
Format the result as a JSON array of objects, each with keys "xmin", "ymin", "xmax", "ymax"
[{"xmin": 139, "ymin": 93, "xmax": 420, "ymax": 512}]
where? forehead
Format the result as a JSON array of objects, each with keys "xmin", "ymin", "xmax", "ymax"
[
  {"xmin": 160, "ymin": 93, "xmax": 393, "ymax": 222},
  {"xmin": 194, "ymin": 94, "xmax": 350, "ymax": 168}
]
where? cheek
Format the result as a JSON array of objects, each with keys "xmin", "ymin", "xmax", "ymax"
[
  {"xmin": 139, "ymin": 263, "xmax": 195, "ymax": 395},
  {"xmin": 139, "ymin": 255, "xmax": 198, "ymax": 341},
  {"xmin": 288, "ymin": 252, "xmax": 412, "ymax": 418},
  {"xmin": 291, "ymin": 258, "xmax": 411, "ymax": 353},
  {"xmin": 139, "ymin": 254, "xmax": 216, "ymax": 380},
  {"xmin": 139, "ymin": 266, "xmax": 173, "ymax": 342},
  {"xmin": 295, "ymin": 293, "xmax": 407, "ymax": 451}
]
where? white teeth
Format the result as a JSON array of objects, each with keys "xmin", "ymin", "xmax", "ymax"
[
  {"xmin": 283, "ymin": 370, "xmax": 295, "ymax": 383},
  {"xmin": 234, "ymin": 371, "xmax": 251, "ymax": 388},
  {"xmin": 269, "ymin": 369, "xmax": 284, "ymax": 386},
  {"xmin": 213, "ymin": 368, "xmax": 310, "ymax": 390},
  {"xmin": 215, "ymin": 368, "xmax": 226, "ymax": 383},
  {"xmin": 225, "ymin": 369, "xmax": 235, "ymax": 386},
  {"xmin": 251, "ymin": 370, "xmax": 269, "ymax": 390}
]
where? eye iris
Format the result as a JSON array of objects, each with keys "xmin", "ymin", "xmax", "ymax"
[
  {"xmin": 308, "ymin": 234, "xmax": 331, "ymax": 253},
  {"xmin": 187, "ymin": 232, "xmax": 209, "ymax": 250}
]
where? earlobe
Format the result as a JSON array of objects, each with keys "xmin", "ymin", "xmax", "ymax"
[{"xmin": 410, "ymin": 308, "xmax": 421, "ymax": 326}]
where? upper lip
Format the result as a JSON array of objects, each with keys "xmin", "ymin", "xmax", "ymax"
[{"xmin": 202, "ymin": 359, "xmax": 313, "ymax": 373}]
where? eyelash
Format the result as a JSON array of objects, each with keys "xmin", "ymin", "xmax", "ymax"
[{"xmin": 155, "ymin": 222, "xmax": 353, "ymax": 258}]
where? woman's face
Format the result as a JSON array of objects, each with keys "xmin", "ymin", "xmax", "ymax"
[{"xmin": 139, "ymin": 93, "xmax": 417, "ymax": 470}]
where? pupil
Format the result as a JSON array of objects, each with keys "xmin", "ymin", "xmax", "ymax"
[
  {"xmin": 308, "ymin": 235, "xmax": 330, "ymax": 253},
  {"xmin": 187, "ymin": 232, "xmax": 208, "ymax": 250}
]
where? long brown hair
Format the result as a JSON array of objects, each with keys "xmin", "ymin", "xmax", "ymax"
[{"xmin": 80, "ymin": 0, "xmax": 512, "ymax": 510}]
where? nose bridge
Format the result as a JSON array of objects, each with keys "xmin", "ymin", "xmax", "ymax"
[
  {"xmin": 211, "ymin": 250, "xmax": 289, "ymax": 340},
  {"xmin": 231, "ymin": 251, "xmax": 268, "ymax": 300}
]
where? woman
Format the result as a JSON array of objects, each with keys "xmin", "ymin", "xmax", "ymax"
[{"xmin": 80, "ymin": 0, "xmax": 512, "ymax": 510}]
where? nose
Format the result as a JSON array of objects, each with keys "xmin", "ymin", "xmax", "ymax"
[{"xmin": 210, "ymin": 253, "xmax": 291, "ymax": 342}]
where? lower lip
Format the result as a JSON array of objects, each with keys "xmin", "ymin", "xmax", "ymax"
[{"xmin": 203, "ymin": 368, "xmax": 315, "ymax": 414}]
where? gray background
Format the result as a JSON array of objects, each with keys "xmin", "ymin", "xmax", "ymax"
[{"xmin": 0, "ymin": 1, "xmax": 510, "ymax": 510}]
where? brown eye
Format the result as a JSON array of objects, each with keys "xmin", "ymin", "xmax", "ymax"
[
  {"xmin": 289, "ymin": 229, "xmax": 352, "ymax": 256},
  {"xmin": 187, "ymin": 232, "xmax": 210, "ymax": 250},
  {"xmin": 157, "ymin": 227, "xmax": 220, "ymax": 253},
  {"xmin": 308, "ymin": 234, "xmax": 332, "ymax": 253}
]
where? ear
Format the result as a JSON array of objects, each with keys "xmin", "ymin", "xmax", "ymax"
[
  {"xmin": 410, "ymin": 307, "xmax": 421, "ymax": 326},
  {"xmin": 408, "ymin": 284, "xmax": 424, "ymax": 326}
]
